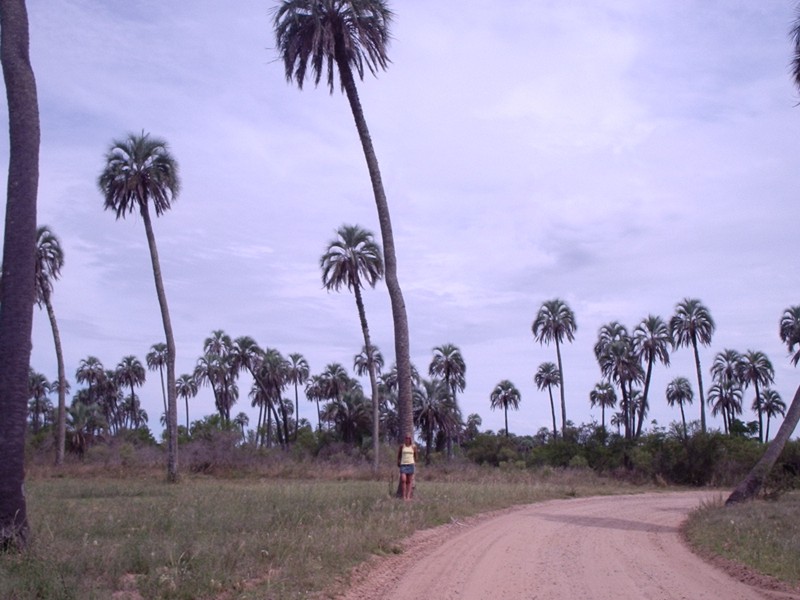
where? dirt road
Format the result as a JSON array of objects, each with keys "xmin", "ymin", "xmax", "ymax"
[{"xmin": 339, "ymin": 491, "xmax": 799, "ymax": 600}]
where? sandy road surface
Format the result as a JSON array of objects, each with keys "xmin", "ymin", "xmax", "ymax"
[{"xmin": 339, "ymin": 491, "xmax": 799, "ymax": 600}]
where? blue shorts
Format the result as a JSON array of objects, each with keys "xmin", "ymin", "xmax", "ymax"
[{"xmin": 399, "ymin": 464, "xmax": 415, "ymax": 475}]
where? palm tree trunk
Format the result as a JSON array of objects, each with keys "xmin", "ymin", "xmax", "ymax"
[
  {"xmin": 726, "ymin": 383, "xmax": 800, "ymax": 505},
  {"xmin": 140, "ymin": 206, "xmax": 178, "ymax": 482},
  {"xmin": 754, "ymin": 382, "xmax": 763, "ymax": 443},
  {"xmin": 555, "ymin": 339, "xmax": 567, "ymax": 437},
  {"xmin": 547, "ymin": 386, "xmax": 557, "ymax": 440},
  {"xmin": 504, "ymin": 406, "xmax": 509, "ymax": 438},
  {"xmin": 680, "ymin": 404, "xmax": 687, "ymax": 441},
  {"xmin": 353, "ymin": 286, "xmax": 381, "ymax": 472},
  {"xmin": 0, "ymin": 0, "xmax": 39, "ymax": 549},
  {"xmin": 691, "ymin": 335, "xmax": 707, "ymax": 433},
  {"xmin": 158, "ymin": 365, "xmax": 167, "ymax": 425},
  {"xmin": 336, "ymin": 54, "xmax": 413, "ymax": 445},
  {"xmin": 44, "ymin": 294, "xmax": 66, "ymax": 466},
  {"xmin": 185, "ymin": 395, "xmax": 190, "ymax": 430},
  {"xmin": 636, "ymin": 358, "xmax": 654, "ymax": 439},
  {"xmin": 293, "ymin": 383, "xmax": 299, "ymax": 442}
]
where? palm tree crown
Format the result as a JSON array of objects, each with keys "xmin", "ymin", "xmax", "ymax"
[
  {"xmin": 273, "ymin": 0, "xmax": 393, "ymax": 93},
  {"xmin": 34, "ymin": 226, "xmax": 63, "ymax": 306},
  {"xmin": 489, "ymin": 380, "xmax": 521, "ymax": 438},
  {"xmin": 320, "ymin": 224, "xmax": 384, "ymax": 292},
  {"xmin": 99, "ymin": 132, "xmax": 179, "ymax": 219}
]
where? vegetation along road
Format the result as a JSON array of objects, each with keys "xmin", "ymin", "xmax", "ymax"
[{"xmin": 340, "ymin": 491, "xmax": 799, "ymax": 600}]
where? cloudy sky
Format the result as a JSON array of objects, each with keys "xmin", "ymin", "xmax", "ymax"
[{"xmin": 4, "ymin": 0, "xmax": 800, "ymax": 439}]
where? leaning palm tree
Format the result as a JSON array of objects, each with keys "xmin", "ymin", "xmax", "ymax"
[
  {"xmin": 534, "ymin": 362, "xmax": 561, "ymax": 440},
  {"xmin": 428, "ymin": 343, "xmax": 466, "ymax": 457},
  {"xmin": 489, "ymin": 380, "xmax": 522, "ymax": 438},
  {"xmin": 273, "ymin": 0, "xmax": 413, "ymax": 443},
  {"xmin": 34, "ymin": 225, "xmax": 67, "ymax": 465},
  {"xmin": 632, "ymin": 315, "xmax": 671, "ymax": 438},
  {"xmin": 321, "ymin": 224, "xmax": 384, "ymax": 470},
  {"xmin": 532, "ymin": 299, "xmax": 576, "ymax": 437},
  {"xmin": 727, "ymin": 304, "xmax": 800, "ymax": 505},
  {"xmin": 665, "ymin": 376, "xmax": 694, "ymax": 440},
  {"xmin": 669, "ymin": 298, "xmax": 715, "ymax": 434},
  {"xmin": 98, "ymin": 132, "xmax": 180, "ymax": 482},
  {"xmin": 146, "ymin": 342, "xmax": 169, "ymax": 422},
  {"xmin": 738, "ymin": 350, "xmax": 775, "ymax": 442}
]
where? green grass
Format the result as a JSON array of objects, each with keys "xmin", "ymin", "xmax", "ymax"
[
  {"xmin": 683, "ymin": 491, "xmax": 800, "ymax": 588},
  {"xmin": 1, "ymin": 466, "xmax": 627, "ymax": 599}
]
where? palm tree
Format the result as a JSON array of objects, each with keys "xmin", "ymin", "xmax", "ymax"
[
  {"xmin": 428, "ymin": 343, "xmax": 466, "ymax": 456},
  {"xmin": 75, "ymin": 356, "xmax": 104, "ymax": 406},
  {"xmin": 489, "ymin": 380, "xmax": 522, "ymax": 438},
  {"xmin": 99, "ymin": 132, "xmax": 180, "ymax": 482},
  {"xmin": 780, "ymin": 305, "xmax": 800, "ymax": 366},
  {"xmin": 632, "ymin": 315, "xmax": 671, "ymax": 438},
  {"xmin": 534, "ymin": 362, "xmax": 561, "ymax": 440},
  {"xmin": 287, "ymin": 353, "xmax": 310, "ymax": 442},
  {"xmin": 233, "ymin": 412, "xmax": 249, "ymax": 441},
  {"xmin": 665, "ymin": 376, "xmax": 694, "ymax": 440},
  {"xmin": 532, "ymin": 299, "xmax": 576, "ymax": 438},
  {"xmin": 738, "ymin": 350, "xmax": 775, "ymax": 442},
  {"xmin": 708, "ymin": 380, "xmax": 742, "ymax": 435},
  {"xmin": 33, "ymin": 225, "xmax": 68, "ymax": 464},
  {"xmin": 760, "ymin": 389, "xmax": 785, "ymax": 443},
  {"xmin": 413, "ymin": 378, "xmax": 454, "ymax": 464},
  {"xmin": 175, "ymin": 374, "xmax": 198, "ymax": 431},
  {"xmin": 670, "ymin": 298, "xmax": 715, "ymax": 434},
  {"xmin": 273, "ymin": 0, "xmax": 413, "ymax": 444},
  {"xmin": 305, "ymin": 374, "xmax": 325, "ymax": 433},
  {"xmin": 0, "ymin": 0, "xmax": 40, "ymax": 550},
  {"xmin": 146, "ymin": 342, "xmax": 169, "ymax": 422},
  {"xmin": 588, "ymin": 381, "xmax": 616, "ymax": 439},
  {"xmin": 321, "ymin": 224, "xmax": 384, "ymax": 469},
  {"xmin": 115, "ymin": 356, "xmax": 146, "ymax": 430},
  {"xmin": 27, "ymin": 370, "xmax": 51, "ymax": 434},
  {"xmin": 261, "ymin": 348, "xmax": 291, "ymax": 447},
  {"xmin": 596, "ymin": 330, "xmax": 644, "ymax": 440}
]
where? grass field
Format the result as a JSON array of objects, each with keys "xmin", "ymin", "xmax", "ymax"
[
  {"xmin": 3, "ymin": 463, "xmax": 798, "ymax": 599},
  {"xmin": 683, "ymin": 491, "xmax": 800, "ymax": 589},
  {"xmin": 1, "ymin": 465, "xmax": 629, "ymax": 599}
]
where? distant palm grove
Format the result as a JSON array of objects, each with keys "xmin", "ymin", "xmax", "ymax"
[{"xmin": 26, "ymin": 289, "xmax": 800, "ymax": 490}]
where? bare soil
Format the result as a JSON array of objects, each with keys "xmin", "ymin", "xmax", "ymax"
[{"xmin": 335, "ymin": 491, "xmax": 800, "ymax": 600}]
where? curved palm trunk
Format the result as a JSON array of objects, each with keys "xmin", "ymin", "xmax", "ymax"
[
  {"xmin": 555, "ymin": 339, "xmax": 567, "ymax": 437},
  {"xmin": 691, "ymin": 334, "xmax": 707, "ymax": 433},
  {"xmin": 44, "ymin": 292, "xmax": 66, "ymax": 466},
  {"xmin": 140, "ymin": 206, "xmax": 178, "ymax": 482},
  {"xmin": 336, "ymin": 53, "xmax": 413, "ymax": 446},
  {"xmin": 726, "ymin": 383, "xmax": 800, "ymax": 505},
  {"xmin": 547, "ymin": 385, "xmax": 557, "ymax": 440},
  {"xmin": 0, "ymin": 0, "xmax": 39, "ymax": 549},
  {"xmin": 353, "ymin": 285, "xmax": 381, "ymax": 472}
]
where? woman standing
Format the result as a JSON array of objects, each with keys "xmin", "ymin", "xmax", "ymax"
[{"xmin": 397, "ymin": 434, "xmax": 418, "ymax": 500}]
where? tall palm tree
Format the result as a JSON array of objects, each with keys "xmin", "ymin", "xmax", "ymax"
[
  {"xmin": 596, "ymin": 330, "xmax": 643, "ymax": 440},
  {"xmin": 665, "ymin": 376, "xmax": 694, "ymax": 440},
  {"xmin": 760, "ymin": 389, "xmax": 785, "ymax": 443},
  {"xmin": 261, "ymin": 348, "xmax": 291, "ymax": 447},
  {"xmin": 305, "ymin": 374, "xmax": 325, "ymax": 433},
  {"xmin": 34, "ymin": 225, "xmax": 67, "ymax": 465},
  {"xmin": 202, "ymin": 330, "xmax": 238, "ymax": 424},
  {"xmin": 489, "ymin": 380, "xmax": 522, "ymax": 438},
  {"xmin": 98, "ymin": 132, "xmax": 180, "ymax": 482},
  {"xmin": 115, "ymin": 356, "xmax": 146, "ymax": 430},
  {"xmin": 175, "ymin": 373, "xmax": 197, "ymax": 431},
  {"xmin": 588, "ymin": 381, "xmax": 616, "ymax": 439},
  {"xmin": 534, "ymin": 362, "xmax": 561, "ymax": 440},
  {"xmin": 287, "ymin": 352, "xmax": 310, "ymax": 442},
  {"xmin": 532, "ymin": 299, "xmax": 577, "ymax": 437},
  {"xmin": 428, "ymin": 343, "xmax": 466, "ymax": 457},
  {"xmin": 738, "ymin": 350, "xmax": 775, "ymax": 442},
  {"xmin": 670, "ymin": 298, "xmax": 715, "ymax": 434},
  {"xmin": 710, "ymin": 349, "xmax": 743, "ymax": 434},
  {"xmin": 0, "ymin": 0, "xmax": 40, "ymax": 550},
  {"xmin": 321, "ymin": 224, "xmax": 384, "ymax": 469},
  {"xmin": 146, "ymin": 342, "xmax": 169, "ymax": 422},
  {"xmin": 780, "ymin": 305, "xmax": 800, "ymax": 366},
  {"xmin": 632, "ymin": 315, "xmax": 671, "ymax": 438},
  {"xmin": 273, "ymin": 0, "xmax": 413, "ymax": 444}
]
